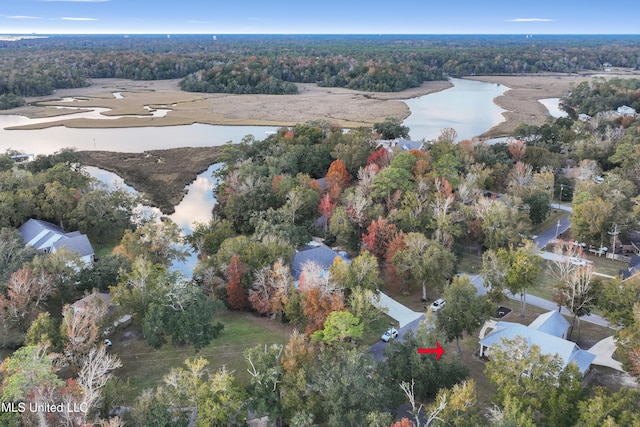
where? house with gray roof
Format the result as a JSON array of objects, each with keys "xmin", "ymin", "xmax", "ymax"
[
  {"xmin": 291, "ymin": 242, "xmax": 349, "ymax": 281},
  {"xmin": 19, "ymin": 218, "xmax": 95, "ymax": 265},
  {"xmin": 479, "ymin": 310, "xmax": 595, "ymax": 375}
]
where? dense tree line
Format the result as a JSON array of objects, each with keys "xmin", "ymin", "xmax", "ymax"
[
  {"xmin": 1, "ymin": 34, "xmax": 640, "ymax": 104},
  {"xmin": 562, "ymin": 77, "xmax": 640, "ymax": 117}
]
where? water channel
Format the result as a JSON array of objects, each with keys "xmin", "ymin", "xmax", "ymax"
[{"xmin": 0, "ymin": 78, "xmax": 559, "ymax": 274}]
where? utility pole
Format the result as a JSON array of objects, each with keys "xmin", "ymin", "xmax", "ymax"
[
  {"xmin": 609, "ymin": 223, "xmax": 620, "ymax": 255},
  {"xmin": 558, "ymin": 183, "xmax": 564, "ymax": 208}
]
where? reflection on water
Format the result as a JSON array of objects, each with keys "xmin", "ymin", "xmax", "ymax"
[
  {"xmin": 87, "ymin": 164, "xmax": 221, "ymax": 276},
  {"xmin": 0, "ymin": 118, "xmax": 277, "ymax": 154},
  {"xmin": 539, "ymin": 98, "xmax": 568, "ymax": 118},
  {"xmin": 402, "ymin": 78, "xmax": 508, "ymax": 141},
  {"xmin": 169, "ymin": 163, "xmax": 221, "ymax": 234}
]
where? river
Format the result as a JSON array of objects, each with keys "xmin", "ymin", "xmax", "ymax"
[{"xmin": 1, "ymin": 78, "xmax": 558, "ymax": 274}]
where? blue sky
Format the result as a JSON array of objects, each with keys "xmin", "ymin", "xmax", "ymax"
[{"xmin": 0, "ymin": 0, "xmax": 637, "ymax": 35}]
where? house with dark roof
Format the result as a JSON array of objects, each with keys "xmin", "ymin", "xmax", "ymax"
[
  {"xmin": 479, "ymin": 310, "xmax": 595, "ymax": 375},
  {"xmin": 19, "ymin": 219, "xmax": 95, "ymax": 265},
  {"xmin": 291, "ymin": 242, "xmax": 349, "ymax": 281}
]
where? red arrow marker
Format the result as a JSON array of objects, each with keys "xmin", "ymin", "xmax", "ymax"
[{"xmin": 417, "ymin": 340, "xmax": 445, "ymax": 362}]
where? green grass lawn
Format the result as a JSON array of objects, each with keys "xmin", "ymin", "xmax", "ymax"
[
  {"xmin": 111, "ymin": 311, "xmax": 293, "ymax": 402},
  {"xmin": 457, "ymin": 253, "xmax": 483, "ymax": 275}
]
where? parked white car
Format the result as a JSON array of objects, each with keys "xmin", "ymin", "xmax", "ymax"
[
  {"xmin": 569, "ymin": 257, "xmax": 587, "ymax": 266},
  {"xmin": 381, "ymin": 327, "xmax": 398, "ymax": 342},
  {"xmin": 431, "ymin": 298, "xmax": 446, "ymax": 312}
]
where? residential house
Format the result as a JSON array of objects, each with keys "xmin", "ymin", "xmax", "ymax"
[
  {"xmin": 479, "ymin": 310, "xmax": 596, "ymax": 375},
  {"xmin": 19, "ymin": 218, "xmax": 95, "ymax": 265},
  {"xmin": 616, "ymin": 105, "xmax": 637, "ymax": 117},
  {"xmin": 68, "ymin": 292, "xmax": 132, "ymax": 328},
  {"xmin": 378, "ymin": 138, "xmax": 424, "ymax": 152},
  {"xmin": 291, "ymin": 241, "xmax": 350, "ymax": 282}
]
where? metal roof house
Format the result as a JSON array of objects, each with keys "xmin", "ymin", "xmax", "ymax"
[
  {"xmin": 479, "ymin": 310, "xmax": 596, "ymax": 375},
  {"xmin": 616, "ymin": 105, "xmax": 637, "ymax": 116},
  {"xmin": 19, "ymin": 218, "xmax": 95, "ymax": 265}
]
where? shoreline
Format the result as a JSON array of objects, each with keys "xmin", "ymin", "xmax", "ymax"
[
  {"xmin": 1, "ymin": 79, "xmax": 452, "ymax": 131},
  {"xmin": 3, "ymin": 71, "xmax": 639, "ymax": 138}
]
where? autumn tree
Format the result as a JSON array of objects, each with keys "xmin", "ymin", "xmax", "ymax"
[
  {"xmin": 0, "ymin": 268, "xmax": 55, "ymax": 332},
  {"xmin": 362, "ymin": 216, "xmax": 399, "ymax": 262},
  {"xmin": 325, "ymin": 159, "xmax": 351, "ymax": 193},
  {"xmin": 226, "ymin": 255, "xmax": 249, "ymax": 310},
  {"xmin": 0, "ymin": 345, "xmax": 64, "ymax": 427},
  {"xmin": 367, "ymin": 147, "xmax": 392, "ymax": 169},
  {"xmin": 301, "ymin": 286, "xmax": 345, "ymax": 335},
  {"xmin": 280, "ymin": 330, "xmax": 316, "ymax": 423},
  {"xmin": 507, "ymin": 139, "xmax": 526, "ymax": 162},
  {"xmin": 61, "ymin": 300, "xmax": 106, "ymax": 372},
  {"xmin": 61, "ymin": 346, "xmax": 122, "ymax": 427},
  {"xmin": 318, "ymin": 192, "xmax": 335, "ymax": 232}
]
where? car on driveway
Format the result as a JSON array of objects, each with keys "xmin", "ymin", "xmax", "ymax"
[
  {"xmin": 569, "ymin": 256, "xmax": 587, "ymax": 266},
  {"xmin": 431, "ymin": 298, "xmax": 446, "ymax": 312},
  {"xmin": 381, "ymin": 327, "xmax": 398, "ymax": 342}
]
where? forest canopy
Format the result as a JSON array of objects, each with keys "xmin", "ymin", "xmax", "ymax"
[{"xmin": 1, "ymin": 34, "xmax": 640, "ymax": 106}]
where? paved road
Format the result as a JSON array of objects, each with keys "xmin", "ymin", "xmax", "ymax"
[
  {"xmin": 465, "ymin": 273, "xmax": 612, "ymax": 328},
  {"xmin": 534, "ymin": 211, "xmax": 571, "ymax": 249}
]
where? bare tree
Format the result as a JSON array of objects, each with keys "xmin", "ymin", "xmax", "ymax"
[
  {"xmin": 563, "ymin": 264, "xmax": 599, "ymax": 340},
  {"xmin": 61, "ymin": 304, "xmax": 103, "ymax": 372},
  {"xmin": 60, "ymin": 346, "xmax": 123, "ymax": 426},
  {"xmin": 0, "ymin": 268, "xmax": 54, "ymax": 332}
]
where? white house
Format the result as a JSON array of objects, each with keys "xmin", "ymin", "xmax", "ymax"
[
  {"xmin": 18, "ymin": 218, "xmax": 95, "ymax": 265},
  {"xmin": 479, "ymin": 310, "xmax": 595, "ymax": 375},
  {"xmin": 616, "ymin": 105, "xmax": 637, "ymax": 117}
]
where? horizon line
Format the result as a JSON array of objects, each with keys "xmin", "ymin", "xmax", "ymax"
[{"xmin": 2, "ymin": 32, "xmax": 640, "ymax": 36}]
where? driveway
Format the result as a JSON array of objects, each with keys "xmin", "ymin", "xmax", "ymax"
[
  {"xmin": 588, "ymin": 336, "xmax": 624, "ymax": 371},
  {"xmin": 369, "ymin": 293, "xmax": 426, "ymax": 361},
  {"xmin": 374, "ymin": 292, "xmax": 424, "ymax": 328}
]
